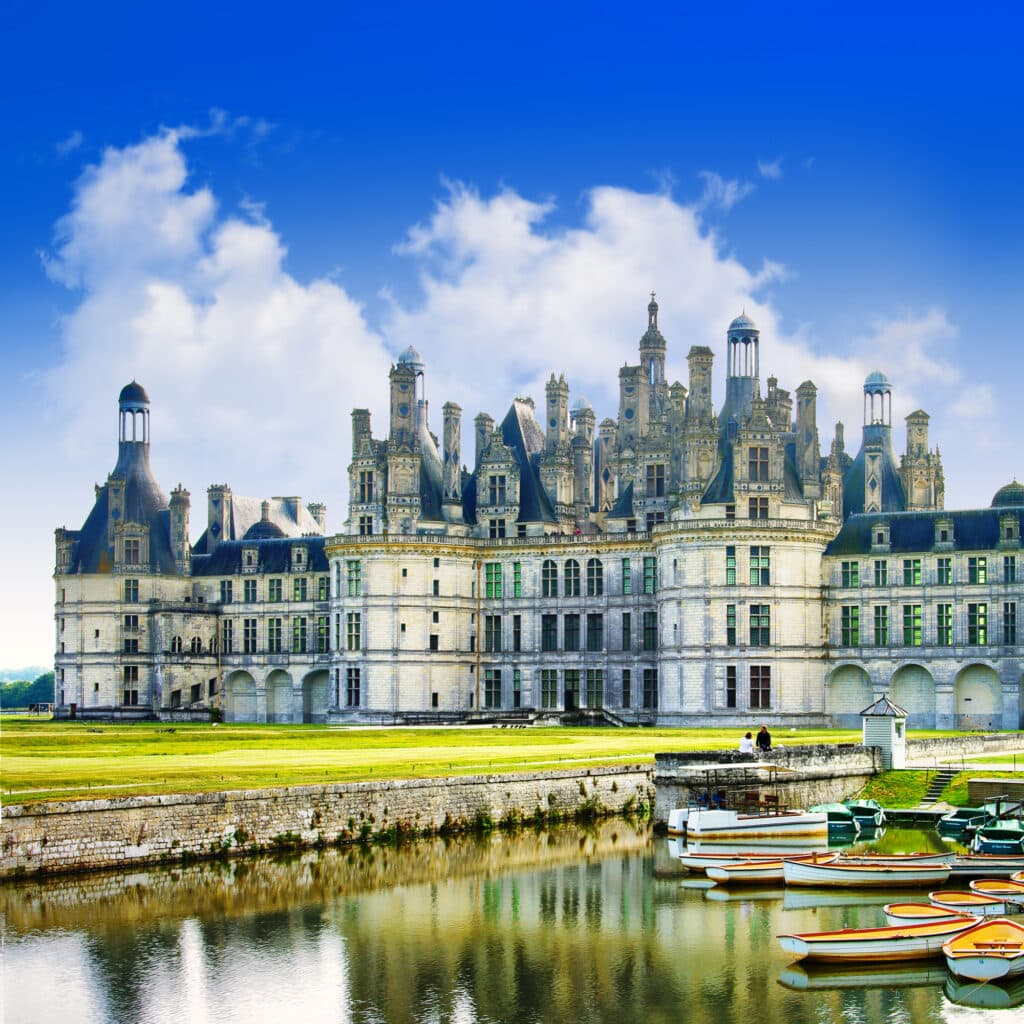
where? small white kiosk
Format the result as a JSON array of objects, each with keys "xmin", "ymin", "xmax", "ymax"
[{"xmin": 860, "ymin": 694, "xmax": 909, "ymax": 769}]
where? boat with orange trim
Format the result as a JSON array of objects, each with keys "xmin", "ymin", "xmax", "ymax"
[
  {"xmin": 969, "ymin": 878, "xmax": 1024, "ymax": 904},
  {"xmin": 783, "ymin": 856, "xmax": 952, "ymax": 888},
  {"xmin": 778, "ymin": 917, "xmax": 977, "ymax": 962},
  {"xmin": 929, "ymin": 889, "xmax": 1020, "ymax": 917},
  {"xmin": 943, "ymin": 917, "xmax": 1024, "ymax": 980},
  {"xmin": 883, "ymin": 902, "xmax": 978, "ymax": 927}
]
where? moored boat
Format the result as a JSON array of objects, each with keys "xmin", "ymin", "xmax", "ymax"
[
  {"xmin": 706, "ymin": 856, "xmax": 819, "ymax": 885},
  {"xmin": 928, "ymin": 889, "xmax": 1017, "ymax": 916},
  {"xmin": 950, "ymin": 853, "xmax": 1024, "ymax": 878},
  {"xmin": 837, "ymin": 851, "xmax": 952, "ymax": 866},
  {"xmin": 943, "ymin": 917, "xmax": 1024, "ymax": 981},
  {"xmin": 972, "ymin": 822, "xmax": 1024, "ymax": 855},
  {"xmin": 677, "ymin": 849, "xmax": 824, "ymax": 873},
  {"xmin": 843, "ymin": 798, "xmax": 885, "ymax": 829},
  {"xmin": 808, "ymin": 802, "xmax": 860, "ymax": 837},
  {"xmin": 969, "ymin": 878, "xmax": 1024, "ymax": 904},
  {"xmin": 778, "ymin": 917, "xmax": 977, "ymax": 962},
  {"xmin": 938, "ymin": 806, "xmax": 986, "ymax": 837},
  {"xmin": 884, "ymin": 901, "xmax": 977, "ymax": 927},
  {"xmin": 783, "ymin": 856, "xmax": 952, "ymax": 888},
  {"xmin": 667, "ymin": 806, "xmax": 828, "ymax": 841}
]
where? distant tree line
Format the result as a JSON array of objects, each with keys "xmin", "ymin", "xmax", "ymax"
[{"xmin": 0, "ymin": 671, "xmax": 55, "ymax": 708}]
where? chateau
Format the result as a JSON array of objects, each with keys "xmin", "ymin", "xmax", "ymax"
[{"xmin": 53, "ymin": 300, "xmax": 1023, "ymax": 728}]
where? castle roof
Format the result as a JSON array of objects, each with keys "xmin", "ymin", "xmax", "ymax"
[{"xmin": 992, "ymin": 480, "xmax": 1024, "ymax": 508}]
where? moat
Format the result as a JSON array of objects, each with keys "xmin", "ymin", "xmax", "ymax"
[{"xmin": 2, "ymin": 822, "xmax": 1016, "ymax": 1023}]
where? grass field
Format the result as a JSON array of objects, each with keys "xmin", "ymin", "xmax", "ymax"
[{"xmin": 0, "ymin": 718, "xmax": 975, "ymax": 805}]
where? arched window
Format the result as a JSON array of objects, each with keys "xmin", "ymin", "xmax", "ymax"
[
  {"xmin": 171, "ymin": 636, "xmax": 182, "ymax": 654},
  {"xmin": 564, "ymin": 559, "xmax": 580, "ymax": 597},
  {"xmin": 586, "ymin": 558, "xmax": 603, "ymax": 596},
  {"xmin": 190, "ymin": 636, "xmax": 202, "ymax": 654},
  {"xmin": 542, "ymin": 559, "xmax": 558, "ymax": 598}
]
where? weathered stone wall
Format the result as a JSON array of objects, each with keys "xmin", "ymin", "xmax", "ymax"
[
  {"xmin": 967, "ymin": 778, "xmax": 1024, "ymax": 804},
  {"xmin": 0, "ymin": 765, "xmax": 654, "ymax": 879},
  {"xmin": 907, "ymin": 734, "xmax": 1024, "ymax": 762}
]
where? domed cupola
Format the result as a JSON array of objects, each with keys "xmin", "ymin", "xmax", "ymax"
[
  {"xmin": 118, "ymin": 380, "xmax": 151, "ymax": 445},
  {"xmin": 992, "ymin": 480, "xmax": 1024, "ymax": 508},
  {"xmin": 397, "ymin": 345, "xmax": 425, "ymax": 373},
  {"xmin": 244, "ymin": 501, "xmax": 286, "ymax": 540}
]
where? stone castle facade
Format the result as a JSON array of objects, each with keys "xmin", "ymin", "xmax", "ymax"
[{"xmin": 53, "ymin": 300, "xmax": 1023, "ymax": 728}]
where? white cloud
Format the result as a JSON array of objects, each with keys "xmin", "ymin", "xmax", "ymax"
[
  {"xmin": 55, "ymin": 130, "xmax": 83, "ymax": 157},
  {"xmin": 696, "ymin": 170, "xmax": 755, "ymax": 211},
  {"xmin": 757, "ymin": 157, "xmax": 783, "ymax": 179}
]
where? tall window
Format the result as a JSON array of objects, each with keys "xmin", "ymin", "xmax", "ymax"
[
  {"xmin": 317, "ymin": 616, "xmax": 329, "ymax": 653},
  {"xmin": 541, "ymin": 669, "xmax": 558, "ymax": 708},
  {"xmin": 512, "ymin": 668, "xmax": 521, "ymax": 709},
  {"xmin": 244, "ymin": 579, "xmax": 257, "ymax": 603},
  {"xmin": 541, "ymin": 614, "xmax": 557, "ymax": 652},
  {"xmin": 642, "ymin": 611, "xmax": 658, "ymax": 651},
  {"xmin": 358, "ymin": 515, "xmax": 373, "ymax": 536},
  {"xmin": 317, "ymin": 576, "xmax": 329, "ymax": 602},
  {"xmin": 968, "ymin": 556, "xmax": 988, "ymax": 584},
  {"xmin": 586, "ymin": 669, "xmax": 604, "ymax": 708},
  {"xmin": 874, "ymin": 559, "xmax": 888, "ymax": 587},
  {"xmin": 294, "ymin": 577, "xmax": 308, "ymax": 601},
  {"xmin": 1004, "ymin": 555, "xmax": 1017, "ymax": 583},
  {"xmin": 488, "ymin": 475, "xmax": 507, "ymax": 505},
  {"xmin": 936, "ymin": 603, "xmax": 952, "ymax": 646},
  {"xmin": 932, "ymin": 556, "xmax": 951, "ymax": 586},
  {"xmin": 646, "ymin": 463, "xmax": 665, "ymax": 497},
  {"xmin": 841, "ymin": 561, "xmax": 859, "ymax": 587},
  {"xmin": 903, "ymin": 605, "xmax": 922, "ymax": 646},
  {"xmin": 512, "ymin": 614, "xmax": 522, "ymax": 652},
  {"xmin": 749, "ymin": 498, "xmax": 769, "ymax": 519},
  {"xmin": 243, "ymin": 618, "xmax": 257, "ymax": 653},
  {"xmin": 347, "ymin": 561, "xmax": 362, "ymax": 596},
  {"xmin": 564, "ymin": 613, "xmax": 580, "ymax": 652},
  {"xmin": 750, "ymin": 604, "xmax": 771, "ymax": 646},
  {"xmin": 1004, "ymin": 602, "xmax": 1017, "ymax": 645},
  {"xmin": 840, "ymin": 606, "xmax": 859, "ymax": 646},
  {"xmin": 485, "ymin": 563, "xmax": 502, "ymax": 598},
  {"xmin": 750, "ymin": 666, "xmax": 771, "ymax": 709},
  {"xmin": 622, "ymin": 669, "xmax": 631, "ymax": 708},
  {"xmin": 124, "ymin": 579, "xmax": 139, "ymax": 603},
  {"xmin": 220, "ymin": 580, "xmax": 233, "ymax": 604},
  {"xmin": 513, "ymin": 562, "xmax": 522, "ymax": 598},
  {"xmin": 292, "ymin": 617, "xmax": 307, "ymax": 654},
  {"xmin": 586, "ymin": 558, "xmax": 604, "ymax": 596},
  {"xmin": 484, "ymin": 669, "xmax": 502, "ymax": 709},
  {"xmin": 268, "ymin": 618, "xmax": 282, "ymax": 653},
  {"xmin": 358, "ymin": 470, "xmax": 374, "ymax": 503},
  {"xmin": 268, "ymin": 578, "xmax": 282, "ymax": 602},
  {"xmin": 748, "ymin": 446, "xmax": 769, "ymax": 482},
  {"xmin": 968, "ymin": 603, "xmax": 988, "ymax": 645},
  {"xmin": 750, "ymin": 547, "xmax": 770, "ymax": 585},
  {"xmin": 488, "ymin": 518, "xmax": 506, "ymax": 539},
  {"xmin": 622, "ymin": 611, "xmax": 631, "ymax": 651},
  {"xmin": 564, "ymin": 670, "xmax": 581, "ymax": 709},
  {"xmin": 642, "ymin": 669, "xmax": 658, "ymax": 709},
  {"xmin": 726, "ymin": 604, "xmax": 737, "ymax": 645},
  {"xmin": 346, "ymin": 667, "xmax": 360, "ymax": 707},
  {"xmin": 122, "ymin": 665, "xmax": 139, "ymax": 705},
  {"xmin": 622, "ymin": 559, "xmax": 632, "ymax": 594},
  {"xmin": 564, "ymin": 559, "xmax": 580, "ymax": 597},
  {"xmin": 725, "ymin": 547, "xmax": 736, "ymax": 586},
  {"xmin": 124, "ymin": 538, "xmax": 141, "ymax": 564},
  {"xmin": 346, "ymin": 612, "xmax": 361, "ymax": 652},
  {"xmin": 221, "ymin": 619, "xmax": 234, "ymax": 654},
  {"xmin": 873, "ymin": 606, "xmax": 888, "ymax": 646},
  {"xmin": 903, "ymin": 559, "xmax": 921, "ymax": 586},
  {"xmin": 643, "ymin": 557, "xmax": 657, "ymax": 594},
  {"xmin": 484, "ymin": 614, "xmax": 502, "ymax": 652},
  {"xmin": 586, "ymin": 613, "xmax": 604, "ymax": 652},
  {"xmin": 542, "ymin": 560, "xmax": 558, "ymax": 597},
  {"xmin": 725, "ymin": 666, "xmax": 737, "ymax": 709}
]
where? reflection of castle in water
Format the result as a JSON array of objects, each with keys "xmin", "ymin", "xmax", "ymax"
[{"xmin": 5, "ymin": 825, "xmax": 950, "ymax": 1024}]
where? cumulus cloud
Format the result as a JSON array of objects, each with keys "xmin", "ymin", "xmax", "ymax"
[
  {"xmin": 696, "ymin": 170, "xmax": 755, "ymax": 211},
  {"xmin": 757, "ymin": 157, "xmax": 783, "ymax": 179}
]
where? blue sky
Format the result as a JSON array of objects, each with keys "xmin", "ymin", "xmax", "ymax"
[{"xmin": 2, "ymin": 3, "xmax": 1022, "ymax": 667}]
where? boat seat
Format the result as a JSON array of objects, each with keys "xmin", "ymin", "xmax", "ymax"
[{"xmin": 973, "ymin": 941, "xmax": 1023, "ymax": 949}]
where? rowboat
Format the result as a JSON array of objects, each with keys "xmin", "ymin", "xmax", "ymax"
[
  {"xmin": 883, "ymin": 902, "xmax": 978, "ymax": 927},
  {"xmin": 943, "ymin": 917, "xmax": 1024, "ymax": 980},
  {"xmin": 972, "ymin": 823, "xmax": 1024, "ymax": 855},
  {"xmin": 944, "ymin": 972, "xmax": 1024, "ymax": 1009},
  {"xmin": 950, "ymin": 853, "xmax": 1024, "ymax": 878},
  {"xmin": 706, "ymin": 855, "xmax": 820, "ymax": 885},
  {"xmin": 969, "ymin": 878, "xmax": 1024, "ymax": 904},
  {"xmin": 783, "ymin": 857, "xmax": 953, "ymax": 888},
  {"xmin": 844, "ymin": 798, "xmax": 886, "ymax": 829},
  {"xmin": 666, "ymin": 806, "xmax": 828, "ymax": 841},
  {"xmin": 779, "ymin": 961, "xmax": 948, "ymax": 991},
  {"xmin": 1012, "ymin": 870, "xmax": 1024, "ymax": 884},
  {"xmin": 838, "ymin": 851, "xmax": 952, "ymax": 866},
  {"xmin": 778, "ymin": 917, "xmax": 977, "ymax": 962},
  {"xmin": 938, "ymin": 806, "xmax": 986, "ymax": 837},
  {"xmin": 808, "ymin": 802, "xmax": 860, "ymax": 838},
  {"xmin": 929, "ymin": 889, "xmax": 1020, "ymax": 917},
  {"xmin": 677, "ymin": 849, "xmax": 823, "ymax": 873}
]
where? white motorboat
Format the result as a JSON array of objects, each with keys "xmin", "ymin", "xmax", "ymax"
[{"xmin": 667, "ymin": 806, "xmax": 828, "ymax": 841}]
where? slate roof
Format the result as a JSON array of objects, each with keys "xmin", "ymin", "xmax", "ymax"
[
  {"xmin": 192, "ymin": 536, "xmax": 329, "ymax": 576},
  {"xmin": 501, "ymin": 400, "xmax": 557, "ymax": 523},
  {"xmin": 825, "ymin": 507, "xmax": 1024, "ymax": 556},
  {"xmin": 194, "ymin": 496, "xmax": 324, "ymax": 553},
  {"xmin": 860, "ymin": 695, "xmax": 908, "ymax": 717},
  {"xmin": 841, "ymin": 427, "xmax": 906, "ymax": 518}
]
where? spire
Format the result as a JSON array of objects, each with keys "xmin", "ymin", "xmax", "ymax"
[{"xmin": 648, "ymin": 291, "xmax": 658, "ymax": 329}]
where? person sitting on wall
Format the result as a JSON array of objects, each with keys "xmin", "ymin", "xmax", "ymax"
[
  {"xmin": 738, "ymin": 731, "xmax": 754, "ymax": 754},
  {"xmin": 756, "ymin": 725, "xmax": 772, "ymax": 752}
]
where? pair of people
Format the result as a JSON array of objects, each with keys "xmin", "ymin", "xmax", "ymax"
[{"xmin": 738, "ymin": 725, "xmax": 772, "ymax": 753}]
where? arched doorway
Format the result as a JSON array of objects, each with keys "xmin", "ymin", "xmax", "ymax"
[
  {"xmin": 954, "ymin": 664, "xmax": 1001, "ymax": 731},
  {"xmin": 302, "ymin": 670, "xmax": 330, "ymax": 724},
  {"xmin": 889, "ymin": 665, "xmax": 936, "ymax": 728},
  {"xmin": 826, "ymin": 666, "xmax": 872, "ymax": 727},
  {"xmin": 266, "ymin": 670, "xmax": 294, "ymax": 724},
  {"xmin": 223, "ymin": 671, "xmax": 257, "ymax": 723}
]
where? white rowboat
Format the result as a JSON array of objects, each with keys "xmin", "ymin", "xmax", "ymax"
[
  {"xmin": 943, "ymin": 917, "xmax": 1024, "ymax": 981},
  {"xmin": 883, "ymin": 902, "xmax": 977, "ymax": 927},
  {"xmin": 783, "ymin": 857, "xmax": 952, "ymax": 888},
  {"xmin": 667, "ymin": 806, "xmax": 828, "ymax": 841},
  {"xmin": 778, "ymin": 917, "xmax": 977, "ymax": 962}
]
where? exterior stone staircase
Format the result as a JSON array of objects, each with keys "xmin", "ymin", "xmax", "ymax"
[{"xmin": 920, "ymin": 767, "xmax": 958, "ymax": 806}]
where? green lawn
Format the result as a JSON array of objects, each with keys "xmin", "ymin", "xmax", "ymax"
[{"xmin": 0, "ymin": 719, "xmax": 995, "ymax": 806}]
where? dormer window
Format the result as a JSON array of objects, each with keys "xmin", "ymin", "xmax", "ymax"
[
  {"xmin": 999, "ymin": 514, "xmax": 1020, "ymax": 545},
  {"xmin": 293, "ymin": 547, "xmax": 305, "ymax": 567},
  {"xmin": 934, "ymin": 519, "xmax": 953, "ymax": 548},
  {"xmin": 871, "ymin": 522, "xmax": 890, "ymax": 551}
]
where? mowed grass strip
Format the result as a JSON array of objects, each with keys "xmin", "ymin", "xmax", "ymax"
[{"xmin": 0, "ymin": 719, "xmax": 959, "ymax": 804}]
